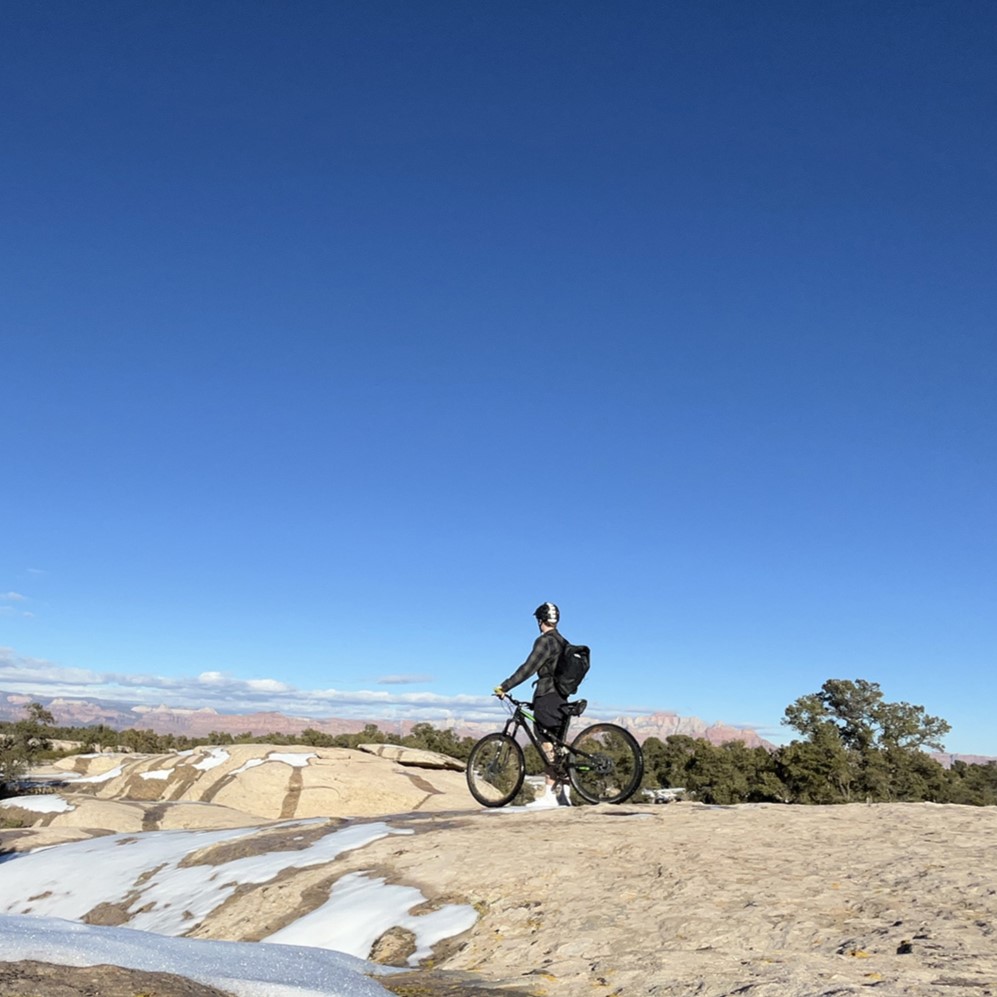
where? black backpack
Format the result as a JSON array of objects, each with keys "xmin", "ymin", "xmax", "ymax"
[{"xmin": 553, "ymin": 642, "xmax": 590, "ymax": 697}]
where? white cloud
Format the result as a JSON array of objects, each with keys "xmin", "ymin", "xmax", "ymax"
[
  {"xmin": 0, "ymin": 646, "xmax": 639, "ymax": 726},
  {"xmin": 377, "ymin": 674, "xmax": 434, "ymax": 685},
  {"xmin": 0, "ymin": 648, "xmax": 103, "ymax": 687},
  {"xmin": 0, "ymin": 593, "xmax": 34, "ymax": 619},
  {"xmin": 116, "ymin": 672, "xmax": 184, "ymax": 689},
  {"xmin": 246, "ymin": 678, "xmax": 291, "ymax": 693}
]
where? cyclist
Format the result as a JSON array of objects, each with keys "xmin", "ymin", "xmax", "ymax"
[{"xmin": 494, "ymin": 602, "xmax": 571, "ymax": 807}]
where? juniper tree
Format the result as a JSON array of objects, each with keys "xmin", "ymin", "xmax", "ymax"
[{"xmin": 0, "ymin": 702, "xmax": 55, "ymax": 792}]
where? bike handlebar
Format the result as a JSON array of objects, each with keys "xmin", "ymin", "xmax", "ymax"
[{"xmin": 494, "ymin": 692, "xmax": 528, "ymax": 708}]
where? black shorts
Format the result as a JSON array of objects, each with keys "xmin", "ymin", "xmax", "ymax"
[{"xmin": 532, "ymin": 692, "xmax": 568, "ymax": 740}]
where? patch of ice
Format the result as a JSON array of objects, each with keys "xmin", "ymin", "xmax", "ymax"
[
  {"xmin": 0, "ymin": 795, "xmax": 75, "ymax": 814},
  {"xmin": 139, "ymin": 769, "xmax": 172, "ymax": 780}
]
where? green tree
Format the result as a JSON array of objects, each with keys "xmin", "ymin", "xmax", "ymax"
[
  {"xmin": 676, "ymin": 739, "xmax": 786, "ymax": 805},
  {"xmin": 947, "ymin": 760, "xmax": 997, "ymax": 806},
  {"xmin": 639, "ymin": 736, "xmax": 668, "ymax": 790},
  {"xmin": 655, "ymin": 734, "xmax": 700, "ymax": 789},
  {"xmin": 775, "ymin": 725, "xmax": 855, "ymax": 804},
  {"xmin": 878, "ymin": 746, "xmax": 949, "ymax": 802},
  {"xmin": 783, "ymin": 679, "xmax": 950, "ymax": 752},
  {"xmin": 0, "ymin": 702, "xmax": 56, "ymax": 792},
  {"xmin": 336, "ymin": 723, "xmax": 392, "ymax": 749},
  {"xmin": 402, "ymin": 723, "xmax": 473, "ymax": 761},
  {"xmin": 780, "ymin": 679, "xmax": 952, "ymax": 804},
  {"xmin": 683, "ymin": 739, "xmax": 748, "ymax": 804},
  {"xmin": 119, "ymin": 728, "xmax": 165, "ymax": 753},
  {"xmin": 300, "ymin": 728, "xmax": 336, "ymax": 747},
  {"xmin": 23, "ymin": 702, "xmax": 55, "ymax": 732},
  {"xmin": 523, "ymin": 741, "xmax": 545, "ymax": 776},
  {"xmin": 736, "ymin": 743, "xmax": 788, "ymax": 803},
  {"xmin": 80, "ymin": 723, "xmax": 120, "ymax": 753}
]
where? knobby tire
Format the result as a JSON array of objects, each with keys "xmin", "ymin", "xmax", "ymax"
[
  {"xmin": 466, "ymin": 732, "xmax": 525, "ymax": 807},
  {"xmin": 567, "ymin": 722, "xmax": 644, "ymax": 804}
]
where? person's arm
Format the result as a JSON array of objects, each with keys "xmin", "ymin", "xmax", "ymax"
[{"xmin": 497, "ymin": 633, "xmax": 553, "ymax": 694}]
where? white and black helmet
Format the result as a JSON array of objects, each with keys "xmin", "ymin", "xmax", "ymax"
[{"xmin": 533, "ymin": 602, "xmax": 560, "ymax": 625}]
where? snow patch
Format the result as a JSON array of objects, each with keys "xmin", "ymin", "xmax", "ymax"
[
  {"xmin": 191, "ymin": 748, "xmax": 231, "ymax": 771},
  {"xmin": 0, "ymin": 820, "xmax": 413, "ymax": 938},
  {"xmin": 0, "ymin": 913, "xmax": 392, "ymax": 997},
  {"xmin": 231, "ymin": 758, "xmax": 265, "ymax": 775},
  {"xmin": 0, "ymin": 795, "xmax": 75, "ymax": 813},
  {"xmin": 268, "ymin": 751, "xmax": 316, "ymax": 767},
  {"xmin": 264, "ymin": 871, "xmax": 477, "ymax": 964},
  {"xmin": 73, "ymin": 765, "xmax": 124, "ymax": 784}
]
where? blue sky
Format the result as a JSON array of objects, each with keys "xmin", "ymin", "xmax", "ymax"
[{"xmin": 2, "ymin": 2, "xmax": 995, "ymax": 753}]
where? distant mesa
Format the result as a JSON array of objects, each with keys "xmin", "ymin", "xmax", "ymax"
[
  {"xmin": 131, "ymin": 704, "xmax": 221, "ymax": 716},
  {"xmin": 621, "ymin": 710, "xmax": 771, "ymax": 749},
  {"xmin": 0, "ymin": 688, "xmax": 771, "ymax": 748},
  {"xmin": 2, "ymin": 688, "xmax": 991, "ymax": 765},
  {"xmin": 933, "ymin": 753, "xmax": 995, "ymax": 769}
]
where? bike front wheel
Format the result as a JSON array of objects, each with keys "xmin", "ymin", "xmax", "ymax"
[
  {"xmin": 567, "ymin": 723, "xmax": 644, "ymax": 804},
  {"xmin": 466, "ymin": 733, "xmax": 525, "ymax": 807}
]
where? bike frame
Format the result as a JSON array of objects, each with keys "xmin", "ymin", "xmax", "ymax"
[
  {"xmin": 466, "ymin": 693, "xmax": 644, "ymax": 807},
  {"xmin": 499, "ymin": 695, "xmax": 593, "ymax": 779}
]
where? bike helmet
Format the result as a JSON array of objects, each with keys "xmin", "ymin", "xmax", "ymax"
[{"xmin": 533, "ymin": 602, "xmax": 560, "ymax": 625}]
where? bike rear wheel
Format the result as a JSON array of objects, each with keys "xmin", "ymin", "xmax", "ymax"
[
  {"xmin": 567, "ymin": 723, "xmax": 644, "ymax": 804},
  {"xmin": 466, "ymin": 733, "xmax": 525, "ymax": 807}
]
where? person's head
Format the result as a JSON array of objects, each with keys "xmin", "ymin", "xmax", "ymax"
[{"xmin": 533, "ymin": 602, "xmax": 560, "ymax": 631}]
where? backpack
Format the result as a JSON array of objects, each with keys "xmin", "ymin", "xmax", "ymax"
[{"xmin": 553, "ymin": 642, "xmax": 590, "ymax": 697}]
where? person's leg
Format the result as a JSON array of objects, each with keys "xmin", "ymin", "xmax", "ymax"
[
  {"xmin": 550, "ymin": 717, "xmax": 573, "ymax": 805},
  {"xmin": 531, "ymin": 694, "xmax": 567, "ymax": 789},
  {"xmin": 532, "ymin": 694, "xmax": 571, "ymax": 805}
]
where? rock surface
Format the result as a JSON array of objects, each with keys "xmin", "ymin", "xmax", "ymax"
[
  {"xmin": 0, "ymin": 959, "xmax": 238, "ymax": 997},
  {"xmin": 3, "ymin": 748, "xmax": 997, "ymax": 996},
  {"xmin": 356, "ymin": 743, "xmax": 466, "ymax": 770},
  {"xmin": 34, "ymin": 743, "xmax": 472, "ymax": 824}
]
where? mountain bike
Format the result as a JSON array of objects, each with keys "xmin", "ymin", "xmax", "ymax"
[{"xmin": 466, "ymin": 694, "xmax": 644, "ymax": 807}]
